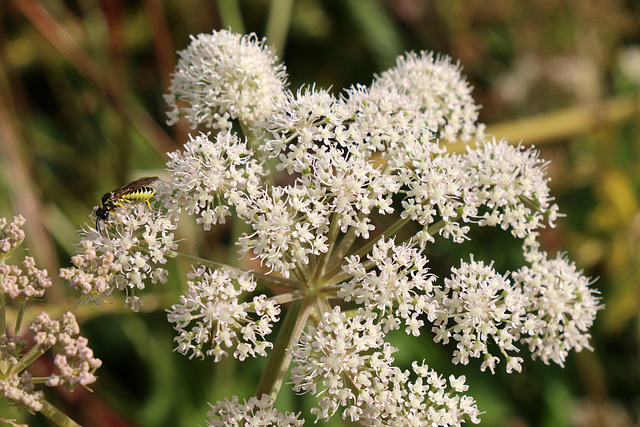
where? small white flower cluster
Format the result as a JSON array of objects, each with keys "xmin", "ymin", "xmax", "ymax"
[
  {"xmin": 0, "ymin": 336, "xmax": 25, "ymax": 366},
  {"xmin": 30, "ymin": 312, "xmax": 103, "ymax": 390},
  {"xmin": 167, "ymin": 266, "xmax": 280, "ymax": 361},
  {"xmin": 0, "ymin": 337, "xmax": 36, "ymax": 412},
  {"xmin": 399, "ymin": 136, "xmax": 562, "ymax": 245},
  {"xmin": 30, "ymin": 312, "xmax": 102, "ymax": 390},
  {"xmin": 0, "ymin": 310, "xmax": 101, "ymax": 412},
  {"xmin": 31, "ymin": 311, "xmax": 80, "ymax": 347},
  {"xmin": 0, "ymin": 256, "xmax": 52, "ymax": 300},
  {"xmin": 86, "ymin": 202, "xmax": 179, "ymax": 311},
  {"xmin": 373, "ymin": 51, "xmax": 485, "ymax": 143},
  {"xmin": 289, "ymin": 307, "xmax": 481, "ymax": 425},
  {"xmin": 0, "ymin": 215, "xmax": 26, "ymax": 256},
  {"xmin": 513, "ymin": 251, "xmax": 601, "ymax": 367},
  {"xmin": 166, "ymin": 131, "xmax": 265, "ymax": 231},
  {"xmin": 340, "ymin": 238, "xmax": 437, "ymax": 335},
  {"xmin": 165, "ymin": 31, "xmax": 287, "ymax": 135},
  {"xmin": 46, "ymin": 334, "xmax": 102, "ymax": 390},
  {"xmin": 431, "ymin": 257, "xmax": 526, "ymax": 374},
  {"xmin": 399, "ymin": 150, "xmax": 470, "ymax": 244},
  {"xmin": 430, "ymin": 253, "xmax": 601, "ymax": 374},
  {"xmin": 206, "ymin": 394, "xmax": 303, "ymax": 426},
  {"xmin": 464, "ymin": 139, "xmax": 560, "ymax": 238},
  {"xmin": 60, "ymin": 240, "xmax": 121, "ymax": 296},
  {"xmin": 0, "ymin": 372, "xmax": 44, "ymax": 413},
  {"xmin": 234, "ymin": 169, "xmax": 392, "ymax": 278}
]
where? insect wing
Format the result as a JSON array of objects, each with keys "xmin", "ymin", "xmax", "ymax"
[{"xmin": 108, "ymin": 176, "xmax": 159, "ymax": 201}]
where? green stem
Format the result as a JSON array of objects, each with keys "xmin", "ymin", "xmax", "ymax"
[
  {"xmin": 229, "ymin": 210, "xmax": 252, "ymax": 269},
  {"xmin": 270, "ymin": 290, "xmax": 307, "ymax": 306},
  {"xmin": 325, "ymin": 258, "xmax": 377, "ymax": 288},
  {"xmin": 13, "ymin": 299, "xmax": 25, "ymax": 336},
  {"xmin": 0, "ymin": 287, "xmax": 5, "ymax": 339},
  {"xmin": 254, "ymin": 298, "xmax": 311, "ymax": 402},
  {"xmin": 329, "ymin": 226, "xmax": 358, "ymax": 270},
  {"xmin": 320, "ymin": 217, "xmax": 411, "ymax": 284},
  {"xmin": 67, "ymin": 294, "xmax": 90, "ymax": 314},
  {"xmin": 320, "ymin": 213, "xmax": 365, "ymax": 280},
  {"xmin": 166, "ymin": 250, "xmax": 300, "ymax": 290},
  {"xmin": 314, "ymin": 213, "xmax": 340, "ymax": 281},
  {"xmin": 519, "ymin": 195, "xmax": 542, "ymax": 213},
  {"xmin": 10, "ymin": 343, "xmax": 47, "ymax": 376},
  {"xmin": 39, "ymin": 399, "xmax": 83, "ymax": 427},
  {"xmin": 311, "ymin": 293, "xmax": 332, "ymax": 320}
]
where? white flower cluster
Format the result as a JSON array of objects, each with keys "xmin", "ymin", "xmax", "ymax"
[
  {"xmin": 206, "ymin": 394, "xmax": 303, "ymax": 426},
  {"xmin": 267, "ymin": 82, "xmax": 437, "ymax": 165},
  {"xmin": 30, "ymin": 312, "xmax": 102, "ymax": 391},
  {"xmin": 0, "ymin": 311, "xmax": 101, "ymax": 412},
  {"xmin": 340, "ymin": 238, "xmax": 438, "ymax": 335},
  {"xmin": 0, "ymin": 255, "xmax": 52, "ymax": 300},
  {"xmin": 0, "ymin": 372, "xmax": 43, "ymax": 413},
  {"xmin": 430, "ymin": 253, "xmax": 601, "ymax": 374},
  {"xmin": 289, "ymin": 308, "xmax": 481, "ymax": 425},
  {"xmin": 0, "ymin": 215, "xmax": 26, "ymax": 256},
  {"xmin": 265, "ymin": 87, "xmax": 557, "ymax": 250},
  {"xmin": 399, "ymin": 150, "xmax": 470, "ymax": 244},
  {"xmin": 464, "ymin": 139, "xmax": 560, "ymax": 238},
  {"xmin": 85, "ymin": 201, "xmax": 178, "ymax": 311},
  {"xmin": 373, "ymin": 51, "xmax": 485, "ymax": 143},
  {"xmin": 233, "ymin": 155, "xmax": 394, "ymax": 278},
  {"xmin": 165, "ymin": 31, "xmax": 287, "ymax": 134},
  {"xmin": 166, "ymin": 266, "xmax": 280, "ymax": 361},
  {"xmin": 60, "ymin": 240, "xmax": 121, "ymax": 296},
  {"xmin": 166, "ymin": 131, "xmax": 265, "ymax": 231},
  {"xmin": 73, "ymin": 28, "xmax": 602, "ymax": 426},
  {"xmin": 431, "ymin": 257, "xmax": 526, "ymax": 374},
  {"xmin": 0, "ymin": 216, "xmax": 102, "ymax": 415},
  {"xmin": 513, "ymin": 251, "xmax": 601, "ymax": 367}
]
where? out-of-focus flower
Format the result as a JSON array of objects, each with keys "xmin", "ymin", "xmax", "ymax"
[
  {"xmin": 0, "ymin": 217, "xmax": 102, "ymax": 416},
  {"xmin": 0, "ymin": 256, "xmax": 51, "ymax": 300},
  {"xmin": 0, "ymin": 215, "xmax": 26, "ymax": 258}
]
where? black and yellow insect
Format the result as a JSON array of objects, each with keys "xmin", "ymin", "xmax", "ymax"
[{"xmin": 95, "ymin": 176, "xmax": 159, "ymax": 234}]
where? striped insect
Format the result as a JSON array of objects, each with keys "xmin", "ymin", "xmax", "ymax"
[{"xmin": 95, "ymin": 176, "xmax": 159, "ymax": 235}]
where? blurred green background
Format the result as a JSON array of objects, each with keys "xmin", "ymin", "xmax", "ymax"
[{"xmin": 0, "ymin": 0, "xmax": 639, "ymax": 426}]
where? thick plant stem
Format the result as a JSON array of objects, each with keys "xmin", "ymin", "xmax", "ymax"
[
  {"xmin": 255, "ymin": 299, "xmax": 311, "ymax": 402},
  {"xmin": 39, "ymin": 399, "xmax": 83, "ymax": 427},
  {"xmin": 10, "ymin": 343, "xmax": 47, "ymax": 376},
  {"xmin": 321, "ymin": 217, "xmax": 411, "ymax": 284}
]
